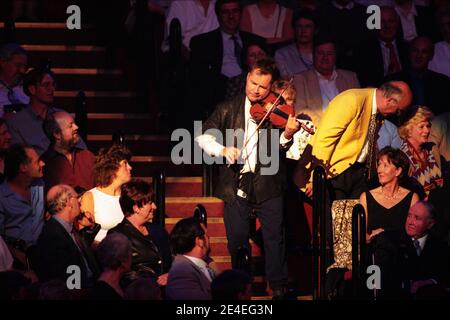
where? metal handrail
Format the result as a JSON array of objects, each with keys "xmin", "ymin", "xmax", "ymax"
[
  {"xmin": 193, "ymin": 204, "xmax": 207, "ymax": 228},
  {"xmin": 352, "ymin": 204, "xmax": 367, "ymax": 298},
  {"xmin": 152, "ymin": 171, "xmax": 166, "ymax": 227},
  {"xmin": 312, "ymin": 165, "xmax": 327, "ymax": 300}
]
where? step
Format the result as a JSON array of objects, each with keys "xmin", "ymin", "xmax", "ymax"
[
  {"xmin": 53, "ymin": 68, "xmax": 125, "ymax": 91},
  {"xmin": 87, "ymin": 134, "xmax": 171, "ymax": 157},
  {"xmin": 209, "ymin": 237, "xmax": 262, "ymax": 257},
  {"xmin": 165, "ymin": 197, "xmax": 224, "ymax": 218},
  {"xmin": 134, "ymin": 177, "xmax": 203, "ymax": 197},
  {"xmin": 0, "ymin": 22, "xmax": 98, "ymax": 44},
  {"xmin": 24, "ymin": 44, "xmax": 107, "ymax": 68},
  {"xmin": 130, "ymin": 157, "xmax": 202, "ymax": 177},
  {"xmin": 54, "ymin": 91, "xmax": 138, "ymax": 113}
]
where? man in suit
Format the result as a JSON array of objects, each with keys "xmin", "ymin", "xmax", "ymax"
[
  {"xmin": 196, "ymin": 58, "xmax": 300, "ymax": 299},
  {"xmin": 400, "ymin": 201, "xmax": 450, "ymax": 296},
  {"xmin": 189, "ymin": 0, "xmax": 265, "ymax": 119},
  {"xmin": 355, "ymin": 6, "xmax": 409, "ymax": 87},
  {"xmin": 293, "ymin": 37, "xmax": 360, "ymax": 126},
  {"xmin": 385, "ymin": 36, "xmax": 450, "ymax": 116},
  {"xmin": 35, "ymin": 184, "xmax": 98, "ymax": 287},
  {"xmin": 166, "ymin": 217, "xmax": 213, "ymax": 300},
  {"xmin": 295, "ymin": 81, "xmax": 412, "ymax": 199}
]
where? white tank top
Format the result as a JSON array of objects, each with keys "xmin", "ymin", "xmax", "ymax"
[
  {"xmin": 89, "ymin": 187, "xmax": 124, "ymax": 242},
  {"xmin": 247, "ymin": 3, "xmax": 286, "ymax": 39}
]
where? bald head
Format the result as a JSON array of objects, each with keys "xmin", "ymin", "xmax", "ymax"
[
  {"xmin": 44, "ymin": 111, "xmax": 79, "ymax": 150},
  {"xmin": 377, "ymin": 81, "xmax": 412, "ymax": 117},
  {"xmin": 46, "ymin": 184, "xmax": 79, "ymax": 221}
]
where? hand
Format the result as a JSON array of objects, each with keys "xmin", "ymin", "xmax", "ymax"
[
  {"xmin": 75, "ymin": 211, "xmax": 95, "ymax": 230},
  {"xmin": 283, "ymin": 114, "xmax": 300, "ymax": 140},
  {"xmin": 305, "ymin": 184, "xmax": 313, "ymax": 198},
  {"xmin": 221, "ymin": 147, "xmax": 240, "ymax": 164},
  {"xmin": 367, "ymin": 228, "xmax": 384, "ymax": 243},
  {"xmin": 157, "ymin": 273, "xmax": 168, "ymax": 286}
]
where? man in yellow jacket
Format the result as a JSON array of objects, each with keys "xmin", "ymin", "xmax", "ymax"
[{"xmin": 294, "ymin": 81, "xmax": 412, "ymax": 200}]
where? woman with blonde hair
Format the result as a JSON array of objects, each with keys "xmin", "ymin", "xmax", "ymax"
[
  {"xmin": 81, "ymin": 144, "xmax": 133, "ymax": 242},
  {"xmin": 398, "ymin": 105, "xmax": 444, "ymax": 199}
]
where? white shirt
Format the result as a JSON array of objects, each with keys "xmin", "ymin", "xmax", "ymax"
[
  {"xmin": 316, "ymin": 69, "xmax": 339, "ymax": 111},
  {"xmin": 183, "ymin": 255, "xmax": 213, "ymax": 282},
  {"xmin": 357, "ymin": 89, "xmax": 377, "ymax": 163},
  {"xmin": 221, "ymin": 31, "xmax": 243, "ymax": 78},
  {"xmin": 379, "ymin": 40, "xmax": 401, "ymax": 76},
  {"xmin": 196, "ymin": 97, "xmax": 291, "ymax": 175},
  {"xmin": 429, "ymin": 41, "xmax": 450, "ymax": 78},
  {"xmin": 275, "ymin": 44, "xmax": 313, "ymax": 78},
  {"xmin": 395, "ymin": 4, "xmax": 418, "ymax": 42},
  {"xmin": 0, "ymin": 236, "xmax": 13, "ymax": 272},
  {"xmin": 162, "ymin": 0, "xmax": 219, "ymax": 52},
  {"xmin": 413, "ymin": 234, "xmax": 428, "ymax": 254},
  {"xmin": 0, "ymin": 82, "xmax": 30, "ymax": 118}
]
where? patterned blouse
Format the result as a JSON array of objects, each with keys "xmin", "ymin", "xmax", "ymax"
[{"xmin": 400, "ymin": 141, "xmax": 444, "ymax": 196}]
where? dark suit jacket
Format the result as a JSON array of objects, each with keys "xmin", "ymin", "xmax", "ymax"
[
  {"xmin": 189, "ymin": 28, "xmax": 265, "ymax": 118},
  {"xmin": 384, "ymin": 70, "xmax": 450, "ymax": 116},
  {"xmin": 165, "ymin": 255, "xmax": 212, "ymax": 300},
  {"xmin": 400, "ymin": 234, "xmax": 450, "ymax": 286},
  {"xmin": 355, "ymin": 35, "xmax": 409, "ymax": 88},
  {"xmin": 35, "ymin": 218, "xmax": 98, "ymax": 287},
  {"xmin": 202, "ymin": 93, "xmax": 292, "ymax": 204},
  {"xmin": 108, "ymin": 219, "xmax": 172, "ymax": 276}
]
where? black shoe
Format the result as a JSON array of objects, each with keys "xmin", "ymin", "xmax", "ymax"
[{"xmin": 272, "ymin": 287, "xmax": 287, "ymax": 300}]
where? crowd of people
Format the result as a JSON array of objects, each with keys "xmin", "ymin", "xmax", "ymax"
[{"xmin": 1, "ymin": 0, "xmax": 450, "ymax": 300}]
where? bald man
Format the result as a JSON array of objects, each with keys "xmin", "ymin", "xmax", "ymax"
[
  {"xmin": 35, "ymin": 185, "xmax": 98, "ymax": 287},
  {"xmin": 42, "ymin": 111, "xmax": 95, "ymax": 192},
  {"xmin": 294, "ymin": 81, "xmax": 413, "ymax": 199}
]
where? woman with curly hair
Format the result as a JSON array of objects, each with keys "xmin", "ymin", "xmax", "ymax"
[{"xmin": 80, "ymin": 144, "xmax": 133, "ymax": 242}]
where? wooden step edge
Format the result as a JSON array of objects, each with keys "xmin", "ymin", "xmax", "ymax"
[
  {"xmin": 87, "ymin": 134, "xmax": 169, "ymax": 141},
  {"xmin": 135, "ymin": 177, "xmax": 202, "ymax": 183},
  {"xmin": 53, "ymin": 68, "xmax": 122, "ymax": 75},
  {"xmin": 250, "ymin": 295, "xmax": 313, "ymax": 300},
  {"xmin": 209, "ymin": 236, "xmax": 227, "ymax": 244},
  {"xmin": 166, "ymin": 217, "xmax": 224, "ymax": 224},
  {"xmin": 71, "ymin": 113, "xmax": 152, "ymax": 120},
  {"xmin": 131, "ymin": 156, "xmax": 171, "ymax": 162},
  {"xmin": 55, "ymin": 91, "xmax": 135, "ymax": 98},
  {"xmin": 22, "ymin": 44, "xmax": 105, "ymax": 52},
  {"xmin": 211, "ymin": 256, "xmax": 230, "ymax": 263},
  {"xmin": 0, "ymin": 22, "xmax": 93, "ymax": 29},
  {"xmin": 165, "ymin": 197, "xmax": 223, "ymax": 203}
]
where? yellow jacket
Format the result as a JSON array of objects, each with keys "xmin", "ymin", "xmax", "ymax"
[{"xmin": 294, "ymin": 88, "xmax": 375, "ymax": 189}]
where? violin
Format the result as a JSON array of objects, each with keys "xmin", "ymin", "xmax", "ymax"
[{"xmin": 250, "ymin": 92, "xmax": 315, "ymax": 135}]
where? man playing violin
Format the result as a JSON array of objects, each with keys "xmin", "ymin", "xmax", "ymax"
[{"xmin": 196, "ymin": 58, "xmax": 300, "ymax": 300}]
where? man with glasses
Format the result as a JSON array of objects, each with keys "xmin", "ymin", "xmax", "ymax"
[
  {"xmin": 0, "ymin": 43, "xmax": 29, "ymax": 118},
  {"xmin": 5, "ymin": 68, "xmax": 86, "ymax": 155}
]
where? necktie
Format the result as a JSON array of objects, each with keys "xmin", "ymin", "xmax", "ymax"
[
  {"xmin": 231, "ymin": 35, "xmax": 242, "ymax": 67},
  {"xmin": 366, "ymin": 113, "xmax": 383, "ymax": 180},
  {"xmin": 386, "ymin": 42, "xmax": 401, "ymax": 74},
  {"xmin": 71, "ymin": 228, "xmax": 93, "ymax": 278},
  {"xmin": 205, "ymin": 265, "xmax": 216, "ymax": 282},
  {"xmin": 413, "ymin": 239, "xmax": 421, "ymax": 256}
]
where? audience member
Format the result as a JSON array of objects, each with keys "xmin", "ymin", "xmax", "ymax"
[
  {"xmin": 385, "ymin": 36, "xmax": 450, "ymax": 116},
  {"xmin": 35, "ymin": 185, "xmax": 99, "ymax": 287},
  {"xmin": 430, "ymin": 111, "xmax": 450, "ymax": 182},
  {"xmin": 80, "ymin": 145, "xmax": 132, "ymax": 242},
  {"xmin": 0, "ymin": 119, "xmax": 12, "ymax": 183},
  {"xmin": 166, "ymin": 217, "xmax": 214, "ymax": 300},
  {"xmin": 108, "ymin": 179, "xmax": 172, "ymax": 288},
  {"xmin": 124, "ymin": 277, "xmax": 162, "ymax": 300},
  {"xmin": 0, "ymin": 43, "xmax": 29, "ymax": 117},
  {"xmin": 89, "ymin": 233, "xmax": 132, "ymax": 300},
  {"xmin": 0, "ymin": 235, "xmax": 13, "ymax": 272},
  {"xmin": 0, "ymin": 145, "xmax": 45, "ymax": 248},
  {"xmin": 274, "ymin": 9, "xmax": 316, "ymax": 78},
  {"xmin": 429, "ymin": 8, "xmax": 450, "ymax": 77},
  {"xmin": 37, "ymin": 279, "xmax": 71, "ymax": 300},
  {"xmin": 42, "ymin": 111, "xmax": 95, "ymax": 192},
  {"xmin": 5, "ymin": 68, "xmax": 86, "ymax": 155}
]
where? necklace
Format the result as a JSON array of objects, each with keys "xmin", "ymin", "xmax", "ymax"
[{"xmin": 380, "ymin": 186, "xmax": 400, "ymax": 200}]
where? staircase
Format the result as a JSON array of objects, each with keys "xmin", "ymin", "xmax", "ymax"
[{"xmin": 1, "ymin": 20, "xmax": 312, "ymax": 300}]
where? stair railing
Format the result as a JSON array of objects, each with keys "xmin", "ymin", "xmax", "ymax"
[
  {"xmin": 202, "ymin": 165, "xmax": 213, "ymax": 196},
  {"xmin": 193, "ymin": 204, "xmax": 207, "ymax": 228},
  {"xmin": 152, "ymin": 171, "xmax": 166, "ymax": 227},
  {"xmin": 75, "ymin": 91, "xmax": 88, "ymax": 143},
  {"xmin": 312, "ymin": 165, "xmax": 327, "ymax": 300},
  {"xmin": 352, "ymin": 203, "xmax": 367, "ymax": 298}
]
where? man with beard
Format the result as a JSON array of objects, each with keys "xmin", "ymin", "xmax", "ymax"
[
  {"xmin": 5, "ymin": 68, "xmax": 86, "ymax": 155},
  {"xmin": 42, "ymin": 111, "xmax": 95, "ymax": 193}
]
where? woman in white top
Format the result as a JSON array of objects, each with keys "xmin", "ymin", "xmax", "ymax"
[
  {"xmin": 240, "ymin": 0, "xmax": 293, "ymax": 45},
  {"xmin": 80, "ymin": 145, "xmax": 133, "ymax": 242}
]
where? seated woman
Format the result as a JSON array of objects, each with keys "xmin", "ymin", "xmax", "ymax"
[
  {"xmin": 360, "ymin": 147, "xmax": 419, "ymax": 297},
  {"xmin": 398, "ymin": 105, "xmax": 444, "ymax": 199},
  {"xmin": 80, "ymin": 145, "xmax": 132, "ymax": 242},
  {"xmin": 108, "ymin": 179, "xmax": 172, "ymax": 288}
]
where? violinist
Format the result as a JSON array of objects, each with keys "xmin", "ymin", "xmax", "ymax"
[{"xmin": 196, "ymin": 58, "xmax": 300, "ymax": 300}]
